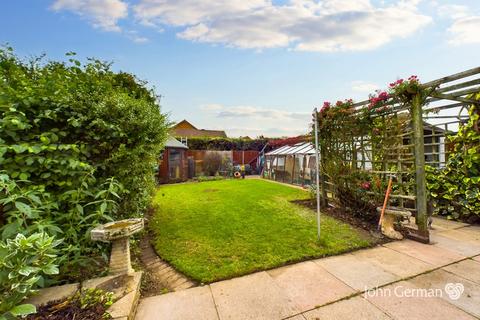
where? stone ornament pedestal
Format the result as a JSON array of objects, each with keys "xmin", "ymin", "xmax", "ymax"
[
  {"xmin": 91, "ymin": 218, "xmax": 144, "ymax": 275},
  {"xmin": 377, "ymin": 207, "xmax": 411, "ymax": 240}
]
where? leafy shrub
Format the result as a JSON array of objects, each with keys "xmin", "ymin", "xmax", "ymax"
[
  {"xmin": 0, "ymin": 172, "xmax": 123, "ymax": 281},
  {"xmin": 196, "ymin": 175, "xmax": 225, "ymax": 182},
  {"xmin": 0, "ymin": 47, "xmax": 168, "ymax": 279},
  {"xmin": 185, "ymin": 137, "xmax": 268, "ymax": 151},
  {"xmin": 427, "ymin": 102, "xmax": 480, "ymax": 222},
  {"xmin": 0, "ymin": 233, "xmax": 60, "ymax": 319},
  {"xmin": 203, "ymin": 153, "xmax": 224, "ymax": 176},
  {"xmin": 76, "ymin": 288, "xmax": 114, "ymax": 311}
]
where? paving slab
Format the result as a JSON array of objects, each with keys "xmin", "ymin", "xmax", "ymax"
[
  {"xmin": 352, "ymin": 246, "xmax": 433, "ymax": 278},
  {"xmin": 366, "ymin": 280, "xmax": 476, "ymax": 320},
  {"xmin": 409, "ymin": 269, "xmax": 480, "ymax": 318},
  {"xmin": 430, "ymin": 233, "xmax": 480, "ymax": 257},
  {"xmin": 438, "ymin": 228, "xmax": 480, "ymax": 245},
  {"xmin": 463, "ymin": 225, "xmax": 480, "ymax": 233},
  {"xmin": 284, "ymin": 315, "xmax": 306, "ymax": 320},
  {"xmin": 430, "ymin": 217, "xmax": 469, "ymax": 232},
  {"xmin": 443, "ymin": 259, "xmax": 480, "ymax": 285},
  {"xmin": 210, "ymin": 271, "xmax": 299, "ymax": 320},
  {"xmin": 314, "ymin": 253, "xmax": 399, "ymax": 291},
  {"xmin": 267, "ymin": 261, "xmax": 356, "ymax": 311},
  {"xmin": 383, "ymin": 239, "xmax": 465, "ymax": 266},
  {"xmin": 135, "ymin": 286, "xmax": 218, "ymax": 320},
  {"xmin": 303, "ymin": 296, "xmax": 392, "ymax": 320},
  {"xmin": 474, "ymin": 255, "xmax": 480, "ymax": 262}
]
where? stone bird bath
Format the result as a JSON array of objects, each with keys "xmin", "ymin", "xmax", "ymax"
[{"xmin": 91, "ymin": 218, "xmax": 144, "ymax": 275}]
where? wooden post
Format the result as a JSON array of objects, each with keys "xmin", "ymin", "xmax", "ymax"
[{"xmin": 411, "ymin": 94, "xmax": 429, "ymax": 241}]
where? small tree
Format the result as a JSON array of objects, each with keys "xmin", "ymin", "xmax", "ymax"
[{"xmin": 203, "ymin": 153, "xmax": 223, "ymax": 176}]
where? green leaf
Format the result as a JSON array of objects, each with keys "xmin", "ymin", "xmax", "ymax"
[
  {"xmin": 15, "ymin": 201, "xmax": 32, "ymax": 216},
  {"xmin": 11, "ymin": 145, "xmax": 27, "ymax": 154},
  {"xmin": 42, "ymin": 264, "xmax": 59, "ymax": 275},
  {"xmin": 1, "ymin": 221, "xmax": 21, "ymax": 239},
  {"xmin": 100, "ymin": 201, "xmax": 107, "ymax": 214},
  {"xmin": 18, "ymin": 266, "xmax": 39, "ymax": 276},
  {"xmin": 9, "ymin": 304, "xmax": 36, "ymax": 316},
  {"xmin": 76, "ymin": 204, "xmax": 84, "ymax": 215},
  {"xmin": 19, "ymin": 172, "xmax": 29, "ymax": 180}
]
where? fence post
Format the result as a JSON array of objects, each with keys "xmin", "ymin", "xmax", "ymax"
[{"xmin": 411, "ymin": 94, "xmax": 429, "ymax": 242}]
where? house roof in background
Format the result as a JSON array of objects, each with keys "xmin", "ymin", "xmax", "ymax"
[
  {"xmin": 171, "ymin": 119, "xmax": 227, "ymax": 138},
  {"xmin": 174, "ymin": 120, "xmax": 198, "ymax": 130}
]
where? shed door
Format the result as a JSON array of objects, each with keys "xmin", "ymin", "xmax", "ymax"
[{"xmin": 168, "ymin": 149, "xmax": 182, "ymax": 179}]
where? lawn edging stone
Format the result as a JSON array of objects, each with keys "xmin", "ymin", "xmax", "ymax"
[{"xmin": 24, "ymin": 272, "xmax": 143, "ymax": 320}]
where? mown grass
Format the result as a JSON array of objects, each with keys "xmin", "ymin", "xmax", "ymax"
[{"xmin": 151, "ymin": 179, "xmax": 374, "ymax": 283}]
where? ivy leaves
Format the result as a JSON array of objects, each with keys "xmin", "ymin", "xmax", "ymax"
[{"xmin": 426, "ymin": 102, "xmax": 480, "ymax": 221}]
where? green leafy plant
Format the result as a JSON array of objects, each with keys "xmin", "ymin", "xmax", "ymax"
[
  {"xmin": 0, "ymin": 173, "xmax": 122, "ymax": 281},
  {"xmin": 0, "ymin": 233, "xmax": 60, "ymax": 320},
  {"xmin": 315, "ymin": 77, "xmax": 422, "ymax": 221},
  {"xmin": 183, "ymin": 137, "xmax": 268, "ymax": 151},
  {"xmin": 75, "ymin": 288, "xmax": 114, "ymax": 311},
  {"xmin": 0, "ymin": 47, "xmax": 169, "ymax": 280},
  {"xmin": 196, "ymin": 175, "xmax": 225, "ymax": 182},
  {"xmin": 427, "ymin": 102, "xmax": 480, "ymax": 221}
]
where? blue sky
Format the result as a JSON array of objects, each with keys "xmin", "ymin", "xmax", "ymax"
[{"xmin": 1, "ymin": 0, "xmax": 480, "ymax": 137}]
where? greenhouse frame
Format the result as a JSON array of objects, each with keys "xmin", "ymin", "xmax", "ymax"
[{"xmin": 263, "ymin": 142, "xmax": 317, "ymax": 186}]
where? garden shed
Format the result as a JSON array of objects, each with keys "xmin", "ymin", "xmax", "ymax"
[
  {"xmin": 158, "ymin": 136, "xmax": 190, "ymax": 184},
  {"xmin": 264, "ymin": 142, "xmax": 316, "ymax": 186}
]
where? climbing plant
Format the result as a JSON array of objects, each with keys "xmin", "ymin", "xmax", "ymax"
[
  {"xmin": 315, "ymin": 70, "xmax": 480, "ymax": 223},
  {"xmin": 315, "ymin": 76, "xmax": 430, "ymax": 220},
  {"xmin": 426, "ymin": 94, "xmax": 480, "ymax": 222}
]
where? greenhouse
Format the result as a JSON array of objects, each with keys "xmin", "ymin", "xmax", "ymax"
[{"xmin": 263, "ymin": 142, "xmax": 317, "ymax": 186}]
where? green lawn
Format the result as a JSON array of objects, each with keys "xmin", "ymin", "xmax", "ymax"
[{"xmin": 151, "ymin": 179, "xmax": 374, "ymax": 283}]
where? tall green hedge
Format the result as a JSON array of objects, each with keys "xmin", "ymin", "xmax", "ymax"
[
  {"xmin": 185, "ymin": 137, "xmax": 268, "ymax": 151},
  {"xmin": 0, "ymin": 47, "xmax": 168, "ymax": 279}
]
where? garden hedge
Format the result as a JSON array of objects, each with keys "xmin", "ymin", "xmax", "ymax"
[{"xmin": 0, "ymin": 47, "xmax": 168, "ymax": 281}]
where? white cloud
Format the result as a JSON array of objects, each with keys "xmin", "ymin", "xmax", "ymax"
[
  {"xmin": 52, "ymin": 0, "xmax": 128, "ymax": 32},
  {"xmin": 448, "ymin": 16, "xmax": 480, "ymax": 45},
  {"xmin": 436, "ymin": 3, "xmax": 480, "ymax": 46},
  {"xmin": 352, "ymin": 81, "xmax": 378, "ymax": 93},
  {"xmin": 125, "ymin": 30, "xmax": 149, "ymax": 43},
  {"xmin": 133, "ymin": 0, "xmax": 432, "ymax": 52},
  {"xmin": 200, "ymin": 104, "xmax": 224, "ymax": 111},
  {"xmin": 198, "ymin": 104, "xmax": 311, "ymax": 137},
  {"xmin": 134, "ymin": 0, "xmax": 268, "ymax": 26},
  {"xmin": 213, "ymin": 105, "xmax": 310, "ymax": 121},
  {"xmin": 437, "ymin": 4, "xmax": 469, "ymax": 19}
]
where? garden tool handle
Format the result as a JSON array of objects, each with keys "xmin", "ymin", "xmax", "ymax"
[{"xmin": 378, "ymin": 176, "xmax": 394, "ymax": 230}]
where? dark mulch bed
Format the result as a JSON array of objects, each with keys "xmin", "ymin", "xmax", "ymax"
[
  {"xmin": 292, "ymin": 199, "xmax": 388, "ymax": 242},
  {"xmin": 26, "ymin": 300, "xmax": 108, "ymax": 320}
]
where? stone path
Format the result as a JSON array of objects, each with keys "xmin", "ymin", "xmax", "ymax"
[
  {"xmin": 136, "ymin": 219, "xmax": 480, "ymax": 320},
  {"xmin": 139, "ymin": 237, "xmax": 195, "ymax": 294}
]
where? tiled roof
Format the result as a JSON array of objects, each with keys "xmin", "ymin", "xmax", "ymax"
[{"xmin": 172, "ymin": 128, "xmax": 227, "ymax": 138}]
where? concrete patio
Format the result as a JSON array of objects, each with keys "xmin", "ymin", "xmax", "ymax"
[{"xmin": 136, "ymin": 218, "xmax": 480, "ymax": 320}]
